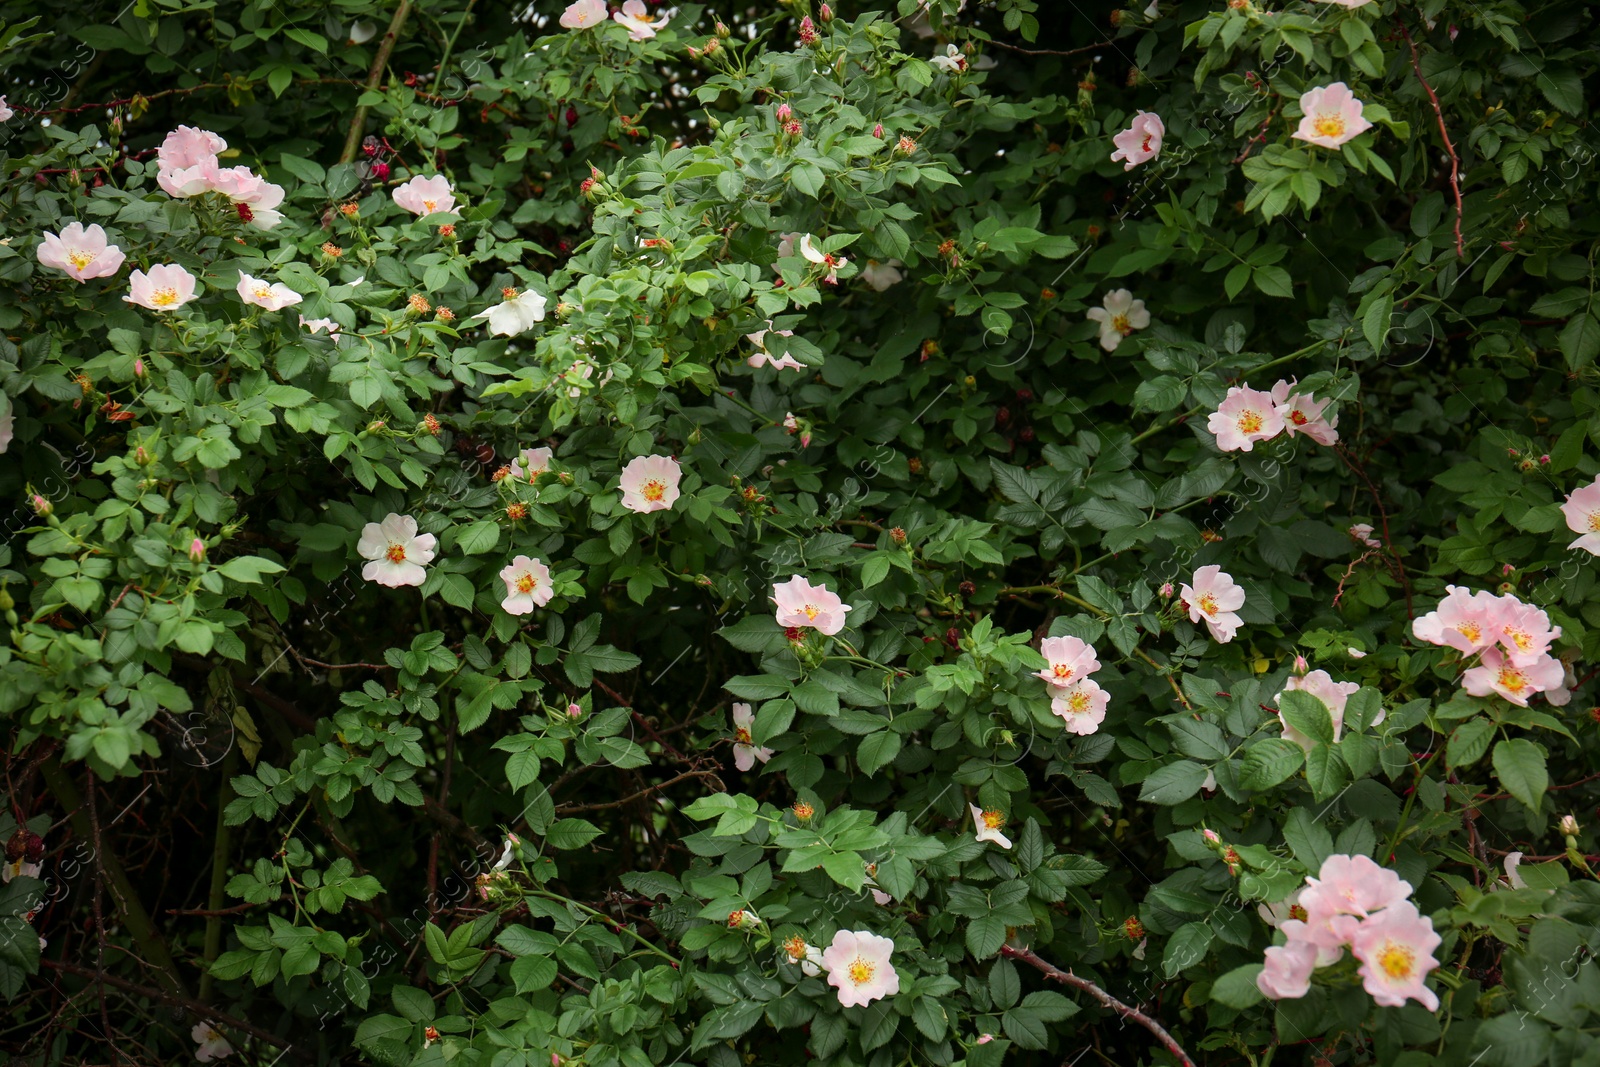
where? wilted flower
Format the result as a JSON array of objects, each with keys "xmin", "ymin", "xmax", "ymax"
[
  {"xmin": 930, "ymin": 44, "xmax": 969, "ymax": 73},
  {"xmin": 731, "ymin": 702, "xmax": 775, "ymax": 771},
  {"xmin": 1110, "ymin": 111, "xmax": 1164, "ymax": 170},
  {"xmin": 191, "ymin": 1021, "xmax": 233, "ymax": 1062},
  {"xmin": 356, "ymin": 513, "xmax": 437, "ymax": 588},
  {"xmin": 859, "ymin": 259, "xmax": 904, "ymax": 291},
  {"xmin": 969, "ymin": 804, "xmax": 1013, "ymax": 849},
  {"xmin": 36, "ymin": 223, "xmax": 127, "ymax": 282}
]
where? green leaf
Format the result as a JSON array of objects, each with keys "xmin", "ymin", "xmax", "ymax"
[
  {"xmin": 1279, "ymin": 689, "xmax": 1335, "ymax": 744},
  {"xmin": 1303, "ymin": 744, "xmax": 1348, "ymax": 801},
  {"xmin": 544, "ymin": 818, "xmax": 603, "ymax": 850},
  {"xmin": 856, "ymin": 731, "xmax": 901, "ymax": 775},
  {"xmin": 455, "ymin": 520, "xmax": 501, "ymax": 555},
  {"xmin": 1239, "ymin": 739, "xmax": 1305, "ymax": 790},
  {"xmin": 1492, "ymin": 738, "xmax": 1548, "ymax": 813},
  {"xmin": 1162, "ymin": 921, "xmax": 1214, "ymax": 978},
  {"xmin": 1210, "ymin": 963, "xmax": 1266, "ymax": 1008},
  {"xmin": 1447, "ymin": 716, "xmax": 1495, "ymax": 769},
  {"xmin": 1137, "ymin": 761, "xmax": 1209, "ymax": 805}
]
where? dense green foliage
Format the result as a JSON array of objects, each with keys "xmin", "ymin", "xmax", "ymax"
[{"xmin": 2, "ymin": 0, "xmax": 1599, "ymax": 1065}]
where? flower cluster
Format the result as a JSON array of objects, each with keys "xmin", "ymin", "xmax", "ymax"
[
  {"xmin": 1413, "ymin": 587, "xmax": 1569, "ymax": 706},
  {"xmin": 1035, "ymin": 635, "xmax": 1108, "ymax": 735},
  {"xmin": 1257, "ymin": 855, "xmax": 1441, "ymax": 1011},
  {"xmin": 1208, "ymin": 380, "xmax": 1338, "ymax": 452},
  {"xmin": 156, "ymin": 125, "xmax": 285, "ymax": 229}
]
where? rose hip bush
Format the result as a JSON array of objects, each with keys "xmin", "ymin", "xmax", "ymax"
[{"xmin": 2, "ymin": 0, "xmax": 1599, "ymax": 1064}]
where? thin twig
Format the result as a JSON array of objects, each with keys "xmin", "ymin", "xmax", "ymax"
[
  {"xmin": 1334, "ymin": 445, "xmax": 1413, "ymax": 618},
  {"xmin": 85, "ymin": 776, "xmax": 115, "ymax": 1063},
  {"xmin": 42, "ymin": 961, "xmax": 299, "ymax": 1056},
  {"xmin": 1000, "ymin": 945, "xmax": 1197, "ymax": 1067},
  {"xmin": 555, "ymin": 769, "xmax": 723, "ymax": 814},
  {"xmin": 1399, "ymin": 21, "xmax": 1465, "ymax": 258},
  {"xmin": 983, "ymin": 37, "xmax": 1119, "ymax": 58}
]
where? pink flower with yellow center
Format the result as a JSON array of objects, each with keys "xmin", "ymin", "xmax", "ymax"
[
  {"xmin": 1349, "ymin": 900, "xmax": 1441, "ymax": 1010},
  {"xmin": 1411, "ymin": 585, "xmax": 1504, "ymax": 654},
  {"xmin": 821, "ymin": 930, "xmax": 899, "ymax": 1008},
  {"xmin": 1291, "ymin": 82, "xmax": 1374, "ymax": 150},
  {"xmin": 124, "ymin": 264, "xmax": 198, "ymax": 311},
  {"xmin": 356, "ymin": 513, "xmax": 436, "ymax": 587},
  {"xmin": 1109, "ymin": 111, "xmax": 1164, "ymax": 170},
  {"xmin": 1494, "ymin": 600, "xmax": 1560, "ymax": 665},
  {"xmin": 1085, "ymin": 289, "xmax": 1150, "ymax": 351},
  {"xmin": 1036, "ymin": 634, "xmax": 1101, "ymax": 689},
  {"xmin": 968, "ymin": 804, "xmax": 1013, "ymax": 849},
  {"xmin": 36, "ymin": 222, "xmax": 127, "ymax": 282},
  {"xmin": 618, "ymin": 454, "xmax": 682, "ymax": 513},
  {"xmin": 1271, "ymin": 380, "xmax": 1338, "ymax": 445},
  {"xmin": 1049, "ymin": 678, "xmax": 1109, "ymax": 735},
  {"xmin": 1461, "ymin": 646, "xmax": 1565, "ymax": 707},
  {"xmin": 1180, "ymin": 565, "xmax": 1246, "ymax": 643},
  {"xmin": 730, "ymin": 702, "xmax": 774, "ymax": 771},
  {"xmin": 771, "ymin": 576, "xmax": 853, "ymax": 636},
  {"xmin": 1256, "ymin": 938, "xmax": 1320, "ymax": 1000},
  {"xmin": 235, "ymin": 272, "xmax": 303, "ymax": 311},
  {"xmin": 1207, "ymin": 386, "xmax": 1284, "ymax": 452},
  {"xmin": 499, "ymin": 555, "xmax": 554, "ymax": 615},
  {"xmin": 1559, "ymin": 477, "xmax": 1600, "ymax": 555},
  {"xmin": 613, "ymin": 0, "xmax": 668, "ymax": 39},
  {"xmin": 392, "ymin": 174, "xmax": 457, "ymax": 217},
  {"xmin": 561, "ymin": 0, "xmax": 608, "ymax": 28}
]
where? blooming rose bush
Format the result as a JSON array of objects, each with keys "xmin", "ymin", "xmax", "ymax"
[{"xmin": 2, "ymin": 0, "xmax": 1599, "ymax": 1065}]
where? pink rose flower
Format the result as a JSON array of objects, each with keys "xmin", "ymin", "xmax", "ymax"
[
  {"xmin": 124, "ymin": 264, "xmax": 199, "ymax": 311},
  {"xmin": 1494, "ymin": 598, "xmax": 1561, "ymax": 665},
  {"xmin": 1110, "ymin": 111, "xmax": 1164, "ymax": 170},
  {"xmin": 1256, "ymin": 939, "xmax": 1320, "ymax": 1000},
  {"xmin": 560, "ymin": 0, "xmax": 609, "ymax": 29},
  {"xmin": 499, "ymin": 555, "xmax": 555, "ymax": 615},
  {"xmin": 356, "ymin": 513, "xmax": 437, "ymax": 587},
  {"xmin": 1461, "ymin": 646, "xmax": 1565, "ymax": 707},
  {"xmin": 1349, "ymin": 900, "xmax": 1441, "ymax": 1011},
  {"xmin": 392, "ymin": 174, "xmax": 458, "ymax": 217},
  {"xmin": 1180, "ymin": 565, "xmax": 1245, "ymax": 643},
  {"xmin": 1299, "ymin": 854, "xmax": 1412, "ymax": 925},
  {"xmin": 731, "ymin": 702, "xmax": 774, "ymax": 771},
  {"xmin": 235, "ymin": 272, "xmax": 303, "ymax": 311},
  {"xmin": 1036, "ymin": 635, "xmax": 1100, "ymax": 689},
  {"xmin": 300, "ymin": 316, "xmax": 340, "ymax": 337},
  {"xmin": 1291, "ymin": 82, "xmax": 1374, "ymax": 150},
  {"xmin": 1271, "ymin": 380, "xmax": 1338, "ymax": 445},
  {"xmin": 1559, "ymin": 477, "xmax": 1600, "ymax": 555},
  {"xmin": 1049, "ymin": 678, "xmax": 1109, "ymax": 735},
  {"xmin": 1411, "ymin": 585, "xmax": 1503, "ymax": 654},
  {"xmin": 36, "ymin": 222, "xmax": 126, "ymax": 282},
  {"xmin": 1085, "ymin": 289, "xmax": 1149, "ymax": 351},
  {"xmin": 821, "ymin": 930, "xmax": 900, "ymax": 1008},
  {"xmin": 510, "ymin": 447, "xmax": 553, "ymax": 481},
  {"xmin": 771, "ymin": 575, "xmax": 853, "ymax": 636},
  {"xmin": 1207, "ymin": 386, "xmax": 1284, "ymax": 452},
  {"xmin": 618, "ymin": 454, "xmax": 682, "ymax": 513},
  {"xmin": 614, "ymin": 0, "xmax": 668, "ymax": 39},
  {"xmin": 158, "ymin": 126, "xmax": 227, "ymax": 170},
  {"xmin": 1349, "ymin": 523, "xmax": 1380, "ymax": 548}
]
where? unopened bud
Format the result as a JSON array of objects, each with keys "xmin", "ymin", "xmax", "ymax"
[
  {"xmin": 872, "ymin": 123, "xmax": 884, "ymax": 138},
  {"xmin": 776, "ymin": 103, "xmax": 793, "ymax": 123},
  {"xmin": 188, "ymin": 538, "xmax": 206, "ymax": 563},
  {"xmin": 133, "ymin": 357, "xmax": 146, "ymax": 378},
  {"xmin": 568, "ymin": 702, "xmax": 583, "ymax": 718},
  {"xmin": 29, "ymin": 494, "xmax": 51, "ymax": 517},
  {"xmin": 819, "ymin": 3, "xmax": 833, "ymax": 21},
  {"xmin": 715, "ymin": 19, "xmax": 731, "ymax": 37},
  {"xmin": 1560, "ymin": 814, "xmax": 1580, "ymax": 836},
  {"xmin": 1292, "ymin": 654, "xmax": 1309, "ymax": 675},
  {"xmin": 135, "ymin": 446, "xmax": 152, "ymax": 466}
]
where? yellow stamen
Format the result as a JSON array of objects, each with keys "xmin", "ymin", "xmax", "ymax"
[
  {"xmin": 847, "ymin": 958, "xmax": 875, "ymax": 985},
  {"xmin": 1378, "ymin": 942, "xmax": 1415, "ymax": 980},
  {"xmin": 1313, "ymin": 115, "xmax": 1346, "ymax": 140},
  {"xmin": 151, "ymin": 288, "xmax": 178, "ymax": 307},
  {"xmin": 386, "ymin": 543, "xmax": 407, "ymax": 563}
]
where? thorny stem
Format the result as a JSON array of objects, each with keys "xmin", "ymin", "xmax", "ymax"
[
  {"xmin": 341, "ymin": 0, "xmax": 416, "ymax": 165},
  {"xmin": 1000, "ymin": 945, "xmax": 1198, "ymax": 1067},
  {"xmin": 1399, "ymin": 21, "xmax": 1466, "ymax": 259}
]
